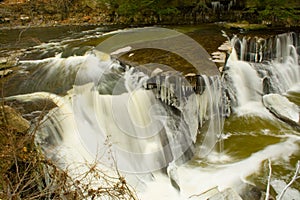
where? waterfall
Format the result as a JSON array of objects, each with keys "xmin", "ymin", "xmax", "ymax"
[
  {"xmin": 223, "ymin": 32, "xmax": 300, "ymax": 115},
  {"xmin": 211, "ymin": 0, "xmax": 236, "ymax": 13},
  {"xmin": 211, "ymin": 1, "xmax": 221, "ymax": 13},
  {"xmin": 231, "ymin": 32, "xmax": 299, "ymax": 63},
  {"xmin": 33, "ymin": 50, "xmax": 224, "ymax": 174},
  {"xmin": 197, "ymin": 76, "xmax": 224, "ymax": 157},
  {"xmin": 4, "ymin": 26, "xmax": 300, "ymax": 199}
]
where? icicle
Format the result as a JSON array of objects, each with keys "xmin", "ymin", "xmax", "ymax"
[
  {"xmin": 241, "ymin": 37, "xmax": 247, "ymax": 61},
  {"xmin": 156, "ymin": 76, "xmax": 160, "ymax": 98},
  {"xmin": 276, "ymin": 37, "xmax": 282, "ymax": 62},
  {"xmin": 198, "ymin": 75, "xmax": 224, "ymax": 158},
  {"xmin": 176, "ymin": 77, "xmax": 182, "ymax": 107}
]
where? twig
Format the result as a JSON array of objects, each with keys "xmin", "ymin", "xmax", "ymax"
[
  {"xmin": 278, "ymin": 160, "xmax": 300, "ymax": 200},
  {"xmin": 189, "ymin": 186, "xmax": 219, "ymax": 199},
  {"xmin": 265, "ymin": 159, "xmax": 272, "ymax": 200},
  {"xmin": 1, "ymin": 80, "xmax": 8, "ymax": 125},
  {"xmin": 16, "ymin": 23, "xmax": 31, "ymax": 45},
  {"xmin": 13, "ymin": 162, "xmax": 32, "ymax": 195}
]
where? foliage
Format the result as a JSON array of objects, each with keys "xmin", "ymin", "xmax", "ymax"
[
  {"xmin": 1, "ymin": 0, "xmax": 300, "ymax": 26},
  {"xmin": 259, "ymin": 6, "xmax": 299, "ymax": 23},
  {"xmin": 246, "ymin": 0, "xmax": 300, "ymax": 24},
  {"xmin": 252, "ymin": 0, "xmax": 284, "ymax": 8},
  {"xmin": 157, "ymin": 7, "xmax": 179, "ymax": 15},
  {"xmin": 109, "ymin": 0, "xmax": 179, "ymax": 16}
]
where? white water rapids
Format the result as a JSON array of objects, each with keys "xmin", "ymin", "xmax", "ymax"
[{"xmin": 4, "ymin": 28, "xmax": 300, "ymax": 199}]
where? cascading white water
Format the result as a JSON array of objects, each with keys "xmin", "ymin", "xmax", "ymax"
[
  {"xmin": 211, "ymin": 0, "xmax": 236, "ymax": 12},
  {"xmin": 196, "ymin": 75, "xmax": 224, "ymax": 157},
  {"xmin": 33, "ymin": 50, "xmax": 224, "ymax": 177},
  {"xmin": 211, "ymin": 1, "xmax": 221, "ymax": 13},
  {"xmin": 224, "ymin": 32, "xmax": 300, "ymax": 115},
  {"xmin": 21, "ymin": 49, "xmax": 225, "ymax": 199},
  {"xmin": 4, "ymin": 26, "xmax": 300, "ymax": 200},
  {"xmin": 223, "ymin": 50, "xmax": 266, "ymax": 116},
  {"xmin": 7, "ymin": 27, "xmax": 225, "ymax": 196}
]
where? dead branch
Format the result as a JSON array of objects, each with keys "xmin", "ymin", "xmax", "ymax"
[
  {"xmin": 265, "ymin": 159, "xmax": 272, "ymax": 200},
  {"xmin": 277, "ymin": 160, "xmax": 300, "ymax": 200}
]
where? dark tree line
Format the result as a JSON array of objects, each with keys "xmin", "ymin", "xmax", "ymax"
[{"xmin": 1, "ymin": 0, "xmax": 299, "ymax": 25}]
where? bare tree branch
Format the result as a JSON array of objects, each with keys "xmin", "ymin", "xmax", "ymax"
[
  {"xmin": 265, "ymin": 159, "xmax": 272, "ymax": 200},
  {"xmin": 278, "ymin": 160, "xmax": 300, "ymax": 200}
]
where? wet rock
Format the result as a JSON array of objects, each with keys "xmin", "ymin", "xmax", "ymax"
[
  {"xmin": 0, "ymin": 69, "xmax": 13, "ymax": 77},
  {"xmin": 4, "ymin": 17, "xmax": 10, "ymax": 22},
  {"xmin": 20, "ymin": 15, "xmax": 30, "ymax": 21},
  {"xmin": 271, "ymin": 179, "xmax": 300, "ymax": 200},
  {"xmin": 3, "ymin": 95, "xmax": 58, "ymax": 121},
  {"xmin": 262, "ymin": 76, "xmax": 272, "ymax": 95},
  {"xmin": 239, "ymin": 184, "xmax": 262, "ymax": 200},
  {"xmin": 218, "ymin": 41, "xmax": 232, "ymax": 52},
  {"xmin": 189, "ymin": 187, "xmax": 220, "ymax": 199},
  {"xmin": 189, "ymin": 187, "xmax": 242, "ymax": 200},
  {"xmin": 209, "ymin": 188, "xmax": 243, "ymax": 200},
  {"xmin": 0, "ymin": 105, "xmax": 30, "ymax": 133},
  {"xmin": 263, "ymin": 94, "xmax": 300, "ymax": 130},
  {"xmin": 0, "ymin": 57, "xmax": 7, "ymax": 65},
  {"xmin": 238, "ymin": 183, "xmax": 276, "ymax": 200}
]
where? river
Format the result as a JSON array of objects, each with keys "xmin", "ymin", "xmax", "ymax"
[{"xmin": 1, "ymin": 24, "xmax": 299, "ymax": 200}]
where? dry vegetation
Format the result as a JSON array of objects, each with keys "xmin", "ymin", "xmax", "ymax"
[{"xmin": 0, "ymin": 101, "xmax": 137, "ymax": 200}]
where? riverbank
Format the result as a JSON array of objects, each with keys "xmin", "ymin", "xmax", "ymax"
[{"xmin": 1, "ymin": 0, "xmax": 300, "ymax": 30}]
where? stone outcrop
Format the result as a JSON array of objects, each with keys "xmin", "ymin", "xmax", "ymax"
[
  {"xmin": 263, "ymin": 94, "xmax": 300, "ymax": 131},
  {"xmin": 0, "ymin": 105, "xmax": 30, "ymax": 132}
]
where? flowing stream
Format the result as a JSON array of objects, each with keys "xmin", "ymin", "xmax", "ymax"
[{"xmin": 1, "ymin": 25, "xmax": 300, "ymax": 199}]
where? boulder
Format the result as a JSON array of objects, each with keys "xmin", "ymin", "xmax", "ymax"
[
  {"xmin": 238, "ymin": 183, "xmax": 275, "ymax": 200},
  {"xmin": 0, "ymin": 105, "xmax": 30, "ymax": 133},
  {"xmin": 271, "ymin": 179, "xmax": 300, "ymax": 200},
  {"xmin": 263, "ymin": 94, "xmax": 300, "ymax": 130}
]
